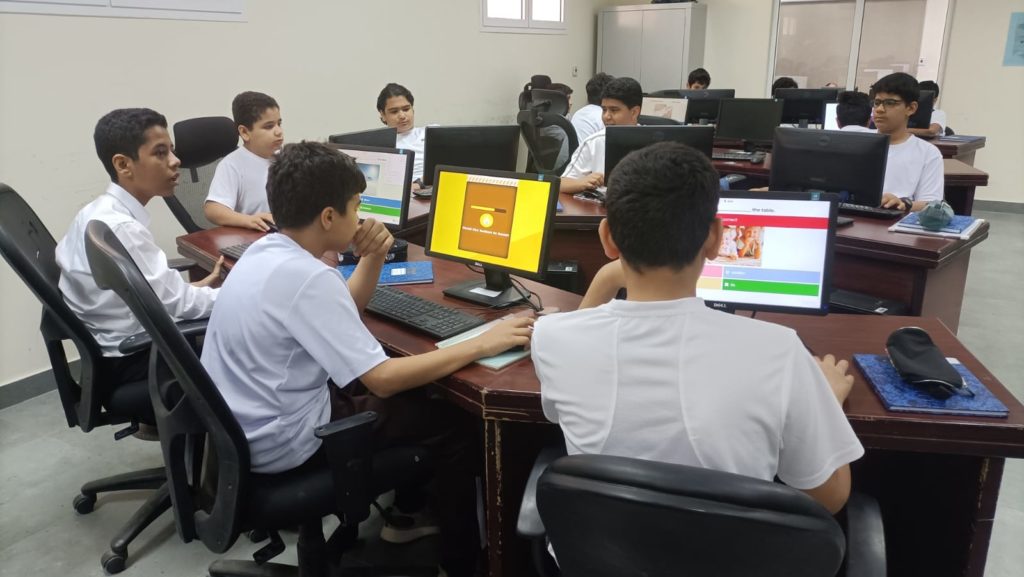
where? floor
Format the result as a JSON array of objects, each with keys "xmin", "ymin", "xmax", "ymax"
[{"xmin": 0, "ymin": 209, "xmax": 1021, "ymax": 577}]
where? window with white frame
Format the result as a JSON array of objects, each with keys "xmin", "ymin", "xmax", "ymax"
[{"xmin": 482, "ymin": 0, "xmax": 565, "ymax": 33}]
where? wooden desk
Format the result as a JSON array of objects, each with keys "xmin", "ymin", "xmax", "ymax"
[
  {"xmin": 931, "ymin": 135, "xmax": 986, "ymax": 165},
  {"xmin": 179, "ymin": 231, "xmax": 1022, "ymax": 577}
]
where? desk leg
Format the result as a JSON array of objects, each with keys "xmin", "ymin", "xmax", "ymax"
[{"xmin": 944, "ymin": 184, "xmax": 976, "ymax": 216}]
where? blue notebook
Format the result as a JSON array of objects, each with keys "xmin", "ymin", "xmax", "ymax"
[
  {"xmin": 889, "ymin": 213, "xmax": 984, "ymax": 239},
  {"xmin": 337, "ymin": 261, "xmax": 434, "ymax": 286},
  {"xmin": 854, "ymin": 354, "xmax": 1008, "ymax": 418}
]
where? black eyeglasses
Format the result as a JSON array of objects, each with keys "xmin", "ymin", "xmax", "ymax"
[{"xmin": 872, "ymin": 98, "xmax": 904, "ymax": 110}]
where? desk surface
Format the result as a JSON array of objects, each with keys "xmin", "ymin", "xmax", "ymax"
[{"xmin": 178, "ymin": 231, "xmax": 1022, "ymax": 458}]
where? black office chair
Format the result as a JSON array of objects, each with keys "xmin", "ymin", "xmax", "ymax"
[
  {"xmin": 638, "ymin": 115, "xmax": 683, "ymax": 126},
  {"xmin": 526, "ymin": 89, "xmax": 571, "ymax": 117},
  {"xmin": 518, "ymin": 109, "xmax": 580, "ymax": 176},
  {"xmin": 519, "ymin": 453, "xmax": 886, "ymax": 577},
  {"xmin": 166, "ymin": 116, "xmax": 238, "ymax": 233},
  {"xmin": 83, "ymin": 219, "xmax": 436, "ymax": 577},
  {"xmin": 0, "ymin": 183, "xmax": 208, "ymax": 573}
]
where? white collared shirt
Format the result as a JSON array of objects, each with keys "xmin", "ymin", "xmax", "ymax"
[
  {"xmin": 929, "ymin": 108, "xmax": 947, "ymax": 132},
  {"xmin": 397, "ymin": 126, "xmax": 427, "ymax": 181},
  {"xmin": 205, "ymin": 146, "xmax": 271, "ymax": 215},
  {"xmin": 839, "ymin": 124, "xmax": 876, "ymax": 133},
  {"xmin": 570, "ymin": 104, "xmax": 604, "ymax": 143},
  {"xmin": 55, "ymin": 183, "xmax": 218, "ymax": 356},
  {"xmin": 884, "ymin": 135, "xmax": 944, "ymax": 202},
  {"xmin": 200, "ymin": 233, "xmax": 389, "ymax": 473},
  {"xmin": 560, "ymin": 129, "xmax": 606, "ymax": 179}
]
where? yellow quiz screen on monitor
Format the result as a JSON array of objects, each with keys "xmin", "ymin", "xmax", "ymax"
[{"xmin": 429, "ymin": 171, "xmax": 552, "ymax": 274}]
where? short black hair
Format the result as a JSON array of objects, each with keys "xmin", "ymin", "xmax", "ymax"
[
  {"xmin": 376, "ymin": 83, "xmax": 415, "ymax": 113},
  {"xmin": 870, "ymin": 72, "xmax": 920, "ymax": 104},
  {"xmin": 605, "ymin": 142, "xmax": 720, "ymax": 272},
  {"xmin": 772, "ymin": 77, "xmax": 799, "ymax": 94},
  {"xmin": 585, "ymin": 73, "xmax": 614, "ymax": 105},
  {"xmin": 836, "ymin": 91, "xmax": 872, "ymax": 127},
  {"xmin": 232, "ymin": 91, "xmax": 279, "ymax": 129},
  {"xmin": 267, "ymin": 141, "xmax": 366, "ymax": 229},
  {"xmin": 688, "ymin": 67, "xmax": 711, "ymax": 87},
  {"xmin": 93, "ymin": 108, "xmax": 168, "ymax": 182},
  {"xmin": 601, "ymin": 77, "xmax": 644, "ymax": 110},
  {"xmin": 549, "ymin": 82, "xmax": 573, "ymax": 96},
  {"xmin": 918, "ymin": 80, "xmax": 940, "ymax": 100}
]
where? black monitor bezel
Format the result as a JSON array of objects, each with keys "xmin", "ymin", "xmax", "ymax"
[
  {"xmin": 714, "ymin": 98, "xmax": 785, "ymax": 144},
  {"xmin": 327, "ymin": 143, "xmax": 415, "ymax": 233},
  {"xmin": 421, "ymin": 125, "xmax": 521, "ymax": 187},
  {"xmin": 424, "ymin": 165, "xmax": 561, "ymax": 281},
  {"xmin": 775, "ymin": 88, "xmax": 840, "ymax": 126},
  {"xmin": 907, "ymin": 90, "xmax": 935, "ymax": 129},
  {"xmin": 327, "ymin": 127, "xmax": 398, "ymax": 149},
  {"xmin": 704, "ymin": 190, "xmax": 839, "ymax": 316},
  {"xmin": 604, "ymin": 125, "xmax": 715, "ymax": 177},
  {"xmin": 769, "ymin": 127, "xmax": 889, "ymax": 207}
]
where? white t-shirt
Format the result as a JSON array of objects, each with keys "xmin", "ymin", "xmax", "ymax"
[
  {"xmin": 929, "ymin": 108, "xmax": 947, "ymax": 132},
  {"xmin": 397, "ymin": 126, "xmax": 427, "ymax": 181},
  {"xmin": 561, "ymin": 129, "xmax": 606, "ymax": 179},
  {"xmin": 884, "ymin": 135, "xmax": 944, "ymax": 202},
  {"xmin": 839, "ymin": 125, "xmax": 876, "ymax": 133},
  {"xmin": 532, "ymin": 297, "xmax": 864, "ymax": 490},
  {"xmin": 201, "ymin": 233, "xmax": 389, "ymax": 473},
  {"xmin": 570, "ymin": 104, "xmax": 604, "ymax": 143},
  {"xmin": 205, "ymin": 146, "xmax": 271, "ymax": 215}
]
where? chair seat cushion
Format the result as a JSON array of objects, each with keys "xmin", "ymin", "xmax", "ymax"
[{"xmin": 104, "ymin": 378, "xmax": 155, "ymax": 424}]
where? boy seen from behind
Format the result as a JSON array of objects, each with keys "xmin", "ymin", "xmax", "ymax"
[
  {"xmin": 835, "ymin": 90, "xmax": 874, "ymax": 132},
  {"xmin": 571, "ymin": 72, "xmax": 613, "ymax": 143},
  {"xmin": 533, "ymin": 142, "xmax": 864, "ymax": 515},
  {"xmin": 687, "ymin": 67, "xmax": 711, "ymax": 90}
]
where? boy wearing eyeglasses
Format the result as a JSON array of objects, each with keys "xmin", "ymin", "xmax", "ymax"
[{"xmin": 870, "ymin": 73, "xmax": 944, "ymax": 213}]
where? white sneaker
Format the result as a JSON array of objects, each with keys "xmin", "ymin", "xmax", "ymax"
[{"xmin": 379, "ymin": 507, "xmax": 441, "ymax": 544}]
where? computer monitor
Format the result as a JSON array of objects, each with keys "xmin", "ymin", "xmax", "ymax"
[
  {"xmin": 676, "ymin": 89, "xmax": 737, "ymax": 125},
  {"xmin": 421, "ymin": 126, "xmax": 521, "ymax": 187},
  {"xmin": 425, "ymin": 166, "xmax": 559, "ymax": 308},
  {"xmin": 604, "ymin": 126, "xmax": 715, "ymax": 177},
  {"xmin": 699, "ymin": 190, "xmax": 838, "ymax": 315},
  {"xmin": 775, "ymin": 88, "xmax": 840, "ymax": 128},
  {"xmin": 329, "ymin": 144, "xmax": 414, "ymax": 231},
  {"xmin": 769, "ymin": 127, "xmax": 889, "ymax": 207},
  {"xmin": 714, "ymin": 98, "xmax": 784, "ymax": 144},
  {"xmin": 907, "ymin": 90, "xmax": 935, "ymax": 129},
  {"xmin": 328, "ymin": 127, "xmax": 398, "ymax": 148},
  {"xmin": 640, "ymin": 97, "xmax": 688, "ymax": 123}
]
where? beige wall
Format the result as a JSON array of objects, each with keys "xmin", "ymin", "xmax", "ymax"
[
  {"xmin": 702, "ymin": 0, "xmax": 776, "ymax": 97},
  {"xmin": 0, "ymin": 0, "xmax": 623, "ymax": 387}
]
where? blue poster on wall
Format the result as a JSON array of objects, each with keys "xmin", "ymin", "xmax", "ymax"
[{"xmin": 1005, "ymin": 13, "xmax": 1024, "ymax": 66}]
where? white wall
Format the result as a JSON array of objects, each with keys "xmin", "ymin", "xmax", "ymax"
[
  {"xmin": 0, "ymin": 0, "xmax": 623, "ymax": 388},
  {"xmin": 701, "ymin": 0, "xmax": 776, "ymax": 97}
]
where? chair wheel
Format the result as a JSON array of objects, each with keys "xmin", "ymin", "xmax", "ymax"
[
  {"xmin": 101, "ymin": 550, "xmax": 126, "ymax": 574},
  {"xmin": 248, "ymin": 529, "xmax": 268, "ymax": 543},
  {"xmin": 73, "ymin": 494, "xmax": 96, "ymax": 514}
]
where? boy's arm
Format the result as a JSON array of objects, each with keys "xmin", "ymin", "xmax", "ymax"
[
  {"xmin": 204, "ymin": 201, "xmax": 275, "ymax": 231},
  {"xmin": 579, "ymin": 260, "xmax": 624, "ymax": 309},
  {"xmin": 800, "ymin": 465, "xmax": 852, "ymax": 515},
  {"xmin": 560, "ymin": 174, "xmax": 604, "ymax": 195},
  {"xmin": 559, "ymin": 138, "xmax": 603, "ymax": 194},
  {"xmin": 345, "ymin": 219, "xmax": 392, "ymax": 311},
  {"xmin": 203, "ymin": 161, "xmax": 275, "ymax": 230}
]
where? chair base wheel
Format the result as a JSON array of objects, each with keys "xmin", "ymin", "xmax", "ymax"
[
  {"xmin": 101, "ymin": 550, "xmax": 127, "ymax": 574},
  {"xmin": 73, "ymin": 493, "xmax": 96, "ymax": 514}
]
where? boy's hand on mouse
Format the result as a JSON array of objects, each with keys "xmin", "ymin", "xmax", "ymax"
[
  {"xmin": 583, "ymin": 173, "xmax": 605, "ymax": 190},
  {"xmin": 815, "ymin": 354, "xmax": 855, "ymax": 404},
  {"xmin": 241, "ymin": 213, "xmax": 274, "ymax": 232},
  {"xmin": 352, "ymin": 218, "xmax": 393, "ymax": 258},
  {"xmin": 474, "ymin": 317, "xmax": 534, "ymax": 357},
  {"xmin": 880, "ymin": 193, "xmax": 906, "ymax": 211}
]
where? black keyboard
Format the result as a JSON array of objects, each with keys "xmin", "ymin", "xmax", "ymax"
[
  {"xmin": 838, "ymin": 203, "xmax": 905, "ymax": 220},
  {"xmin": 366, "ymin": 286, "xmax": 485, "ymax": 339},
  {"xmin": 712, "ymin": 151, "xmax": 766, "ymax": 164},
  {"xmin": 219, "ymin": 241, "xmax": 253, "ymax": 260}
]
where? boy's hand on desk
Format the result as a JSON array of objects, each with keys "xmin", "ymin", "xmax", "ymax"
[
  {"xmin": 815, "ymin": 354, "xmax": 855, "ymax": 405},
  {"xmin": 192, "ymin": 256, "xmax": 224, "ymax": 288},
  {"xmin": 241, "ymin": 213, "xmax": 275, "ymax": 232},
  {"xmin": 583, "ymin": 173, "xmax": 605, "ymax": 190},
  {"xmin": 351, "ymin": 218, "xmax": 393, "ymax": 258},
  {"xmin": 475, "ymin": 316, "xmax": 534, "ymax": 357}
]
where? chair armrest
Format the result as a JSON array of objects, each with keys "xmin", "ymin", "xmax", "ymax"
[
  {"xmin": 843, "ymin": 492, "xmax": 887, "ymax": 577},
  {"xmin": 117, "ymin": 318, "xmax": 210, "ymax": 355},
  {"xmin": 517, "ymin": 445, "xmax": 567, "ymax": 538},
  {"xmin": 168, "ymin": 257, "xmax": 197, "ymax": 272},
  {"xmin": 314, "ymin": 411, "xmax": 378, "ymax": 525}
]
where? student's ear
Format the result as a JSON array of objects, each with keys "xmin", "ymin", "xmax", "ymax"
[
  {"xmin": 629, "ymin": 106, "xmax": 641, "ymax": 123},
  {"xmin": 598, "ymin": 218, "xmax": 621, "ymax": 260},
  {"xmin": 905, "ymin": 100, "xmax": 918, "ymax": 119},
  {"xmin": 238, "ymin": 124, "xmax": 251, "ymax": 144},
  {"xmin": 379, "ymin": 112, "xmax": 387, "ymax": 126},
  {"xmin": 319, "ymin": 206, "xmax": 335, "ymax": 230},
  {"xmin": 702, "ymin": 218, "xmax": 724, "ymax": 261},
  {"xmin": 112, "ymin": 154, "xmax": 133, "ymax": 181}
]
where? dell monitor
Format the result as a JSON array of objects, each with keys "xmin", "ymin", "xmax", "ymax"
[
  {"xmin": 775, "ymin": 88, "xmax": 840, "ymax": 128},
  {"xmin": 715, "ymin": 98, "xmax": 784, "ymax": 145},
  {"xmin": 700, "ymin": 190, "xmax": 838, "ymax": 315},
  {"xmin": 662, "ymin": 89, "xmax": 736, "ymax": 125},
  {"xmin": 769, "ymin": 127, "xmax": 889, "ymax": 207},
  {"xmin": 907, "ymin": 90, "xmax": 935, "ymax": 130},
  {"xmin": 328, "ymin": 143, "xmax": 414, "ymax": 231},
  {"xmin": 425, "ymin": 166, "xmax": 559, "ymax": 308},
  {"xmin": 604, "ymin": 126, "xmax": 715, "ymax": 177},
  {"xmin": 421, "ymin": 126, "xmax": 521, "ymax": 187},
  {"xmin": 328, "ymin": 127, "xmax": 398, "ymax": 148}
]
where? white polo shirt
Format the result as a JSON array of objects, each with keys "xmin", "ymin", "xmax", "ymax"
[
  {"xmin": 839, "ymin": 125, "xmax": 876, "ymax": 133},
  {"xmin": 205, "ymin": 146, "xmax": 271, "ymax": 215},
  {"xmin": 532, "ymin": 297, "xmax": 864, "ymax": 490},
  {"xmin": 929, "ymin": 108, "xmax": 947, "ymax": 132},
  {"xmin": 570, "ymin": 104, "xmax": 604, "ymax": 143},
  {"xmin": 884, "ymin": 135, "xmax": 944, "ymax": 202},
  {"xmin": 200, "ymin": 233, "xmax": 388, "ymax": 473},
  {"xmin": 55, "ymin": 183, "xmax": 218, "ymax": 356},
  {"xmin": 397, "ymin": 126, "xmax": 427, "ymax": 181},
  {"xmin": 561, "ymin": 129, "xmax": 606, "ymax": 179}
]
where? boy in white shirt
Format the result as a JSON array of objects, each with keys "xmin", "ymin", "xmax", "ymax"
[
  {"xmin": 835, "ymin": 90, "xmax": 875, "ymax": 133},
  {"xmin": 533, "ymin": 142, "xmax": 864, "ymax": 515},
  {"xmin": 560, "ymin": 77, "xmax": 643, "ymax": 195},
  {"xmin": 377, "ymin": 83, "xmax": 427, "ymax": 188},
  {"xmin": 570, "ymin": 73, "xmax": 613, "ymax": 143},
  {"xmin": 201, "ymin": 141, "xmax": 532, "ymax": 577},
  {"xmin": 908, "ymin": 80, "xmax": 947, "ymax": 138},
  {"xmin": 871, "ymin": 73, "xmax": 944, "ymax": 212},
  {"xmin": 56, "ymin": 108, "xmax": 222, "ymax": 382},
  {"xmin": 204, "ymin": 91, "xmax": 283, "ymax": 231}
]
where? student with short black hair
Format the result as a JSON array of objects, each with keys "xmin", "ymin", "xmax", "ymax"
[
  {"xmin": 533, "ymin": 142, "xmax": 864, "ymax": 516},
  {"xmin": 835, "ymin": 90, "xmax": 874, "ymax": 132},
  {"xmin": 870, "ymin": 72, "xmax": 944, "ymax": 212},
  {"xmin": 908, "ymin": 80, "xmax": 947, "ymax": 138},
  {"xmin": 205, "ymin": 91, "xmax": 283, "ymax": 231},
  {"xmin": 772, "ymin": 76, "xmax": 799, "ymax": 95},
  {"xmin": 201, "ymin": 141, "xmax": 532, "ymax": 577},
  {"xmin": 571, "ymin": 72, "xmax": 614, "ymax": 142},
  {"xmin": 376, "ymin": 82, "xmax": 428, "ymax": 187},
  {"xmin": 687, "ymin": 67, "xmax": 711, "ymax": 89},
  {"xmin": 560, "ymin": 76, "xmax": 643, "ymax": 194}
]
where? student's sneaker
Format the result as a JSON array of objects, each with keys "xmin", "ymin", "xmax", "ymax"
[{"xmin": 379, "ymin": 506, "xmax": 441, "ymax": 544}]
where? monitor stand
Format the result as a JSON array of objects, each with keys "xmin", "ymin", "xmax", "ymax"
[
  {"xmin": 797, "ymin": 119, "xmax": 811, "ymax": 129},
  {"xmin": 443, "ymin": 267, "xmax": 526, "ymax": 308}
]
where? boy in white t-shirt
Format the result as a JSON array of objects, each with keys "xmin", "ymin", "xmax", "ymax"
[
  {"xmin": 908, "ymin": 80, "xmax": 947, "ymax": 139},
  {"xmin": 570, "ymin": 73, "xmax": 613, "ymax": 143},
  {"xmin": 376, "ymin": 83, "xmax": 428, "ymax": 187},
  {"xmin": 204, "ymin": 91, "xmax": 283, "ymax": 231},
  {"xmin": 533, "ymin": 142, "xmax": 864, "ymax": 515},
  {"xmin": 871, "ymin": 73, "xmax": 944, "ymax": 212}
]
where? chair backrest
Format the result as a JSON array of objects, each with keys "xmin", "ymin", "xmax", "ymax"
[
  {"xmin": 538, "ymin": 455, "xmax": 846, "ymax": 577},
  {"xmin": 517, "ymin": 109, "xmax": 580, "ymax": 176},
  {"xmin": 0, "ymin": 183, "xmax": 109, "ymax": 430},
  {"xmin": 528, "ymin": 89, "xmax": 570, "ymax": 116},
  {"xmin": 638, "ymin": 114, "xmax": 683, "ymax": 126},
  {"xmin": 84, "ymin": 219, "xmax": 249, "ymax": 554},
  {"xmin": 166, "ymin": 116, "xmax": 238, "ymax": 233}
]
